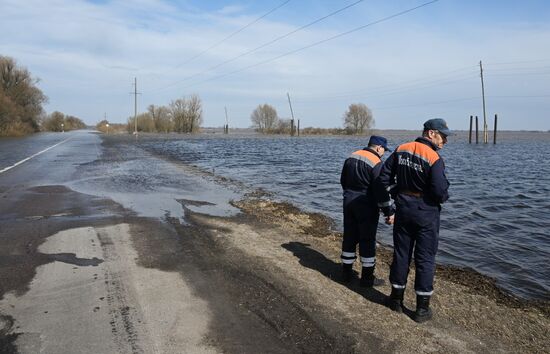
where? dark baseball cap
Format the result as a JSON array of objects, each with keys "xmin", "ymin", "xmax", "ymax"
[
  {"xmin": 423, "ymin": 118, "xmax": 453, "ymax": 137},
  {"xmin": 368, "ymin": 135, "xmax": 391, "ymax": 151}
]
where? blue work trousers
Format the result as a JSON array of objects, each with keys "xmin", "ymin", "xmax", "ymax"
[
  {"xmin": 389, "ymin": 195, "xmax": 440, "ymax": 295},
  {"xmin": 342, "ymin": 193, "xmax": 379, "ymax": 266}
]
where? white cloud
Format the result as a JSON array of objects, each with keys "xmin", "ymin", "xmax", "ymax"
[
  {"xmin": 216, "ymin": 4, "xmax": 246, "ymax": 16},
  {"xmin": 1, "ymin": 0, "xmax": 549, "ymax": 130}
]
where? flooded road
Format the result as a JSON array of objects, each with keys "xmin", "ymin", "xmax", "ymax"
[
  {"xmin": 136, "ymin": 131, "xmax": 550, "ymax": 301},
  {"xmin": 0, "ymin": 131, "xmax": 227, "ymax": 353},
  {"xmin": 0, "ymin": 131, "xmax": 354, "ymax": 353},
  {"xmin": 1, "ymin": 130, "xmax": 548, "ymax": 354}
]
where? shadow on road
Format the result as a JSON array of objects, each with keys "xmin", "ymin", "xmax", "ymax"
[{"xmin": 281, "ymin": 241, "xmax": 388, "ymax": 307}]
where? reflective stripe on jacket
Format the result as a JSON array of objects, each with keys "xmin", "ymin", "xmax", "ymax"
[
  {"xmin": 377, "ymin": 137, "xmax": 449, "ymax": 210},
  {"xmin": 340, "ymin": 148, "xmax": 382, "ymax": 194}
]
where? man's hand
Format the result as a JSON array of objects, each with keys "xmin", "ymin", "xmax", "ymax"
[{"xmin": 385, "ymin": 215, "xmax": 395, "ymax": 225}]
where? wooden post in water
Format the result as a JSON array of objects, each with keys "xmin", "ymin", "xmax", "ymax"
[
  {"xmin": 475, "ymin": 116, "xmax": 479, "ymax": 144},
  {"xmin": 287, "ymin": 92, "xmax": 296, "ymax": 137},
  {"xmin": 493, "ymin": 114, "xmax": 498, "ymax": 144},
  {"xmin": 224, "ymin": 107, "xmax": 229, "ymax": 134},
  {"xmin": 479, "ymin": 61, "xmax": 489, "ymax": 144},
  {"xmin": 469, "ymin": 115, "xmax": 473, "ymax": 143},
  {"xmin": 297, "ymin": 119, "xmax": 300, "ymax": 137}
]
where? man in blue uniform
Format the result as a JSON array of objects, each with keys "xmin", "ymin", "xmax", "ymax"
[
  {"xmin": 340, "ymin": 135, "xmax": 394, "ymax": 287},
  {"xmin": 376, "ymin": 119, "xmax": 452, "ymax": 323}
]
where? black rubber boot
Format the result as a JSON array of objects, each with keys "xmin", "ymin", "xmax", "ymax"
[
  {"xmin": 342, "ymin": 263, "xmax": 354, "ymax": 283},
  {"xmin": 386, "ymin": 287, "xmax": 405, "ymax": 313},
  {"xmin": 360, "ymin": 266, "xmax": 385, "ymax": 287},
  {"xmin": 413, "ymin": 295, "xmax": 433, "ymax": 323}
]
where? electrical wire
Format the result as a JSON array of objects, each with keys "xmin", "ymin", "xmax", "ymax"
[
  {"xmin": 149, "ymin": 0, "xmax": 440, "ymax": 93},
  {"xmin": 485, "ymin": 58, "xmax": 550, "ymax": 66},
  {"xmin": 373, "ymin": 96, "xmax": 478, "ymax": 110},
  {"xmin": 484, "ymin": 65, "xmax": 550, "ymax": 72},
  {"xmin": 298, "ymin": 65, "xmax": 477, "ymax": 99},
  {"xmin": 295, "ymin": 71, "xmax": 478, "ymax": 103},
  {"xmin": 488, "ymin": 94, "xmax": 550, "ymax": 98},
  {"xmin": 485, "ymin": 71, "xmax": 550, "ymax": 77},
  {"xmin": 146, "ymin": 0, "xmax": 367, "ymax": 92},
  {"xmin": 168, "ymin": 0, "xmax": 293, "ymax": 71}
]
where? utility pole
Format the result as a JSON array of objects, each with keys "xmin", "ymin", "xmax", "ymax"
[
  {"xmin": 479, "ymin": 61, "xmax": 488, "ymax": 144},
  {"xmin": 134, "ymin": 77, "xmax": 137, "ymax": 135},
  {"xmin": 287, "ymin": 92, "xmax": 296, "ymax": 137},
  {"xmin": 224, "ymin": 106, "xmax": 229, "ymax": 134},
  {"xmin": 131, "ymin": 77, "xmax": 141, "ymax": 136}
]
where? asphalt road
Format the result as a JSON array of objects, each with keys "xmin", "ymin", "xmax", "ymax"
[
  {"xmin": 3, "ymin": 131, "xmax": 546, "ymax": 354},
  {"xmin": 0, "ymin": 131, "xmax": 351, "ymax": 353}
]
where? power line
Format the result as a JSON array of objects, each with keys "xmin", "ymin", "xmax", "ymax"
[
  {"xmin": 374, "ymin": 94, "xmax": 550, "ymax": 111},
  {"xmin": 168, "ymin": 0, "xmax": 293, "ymax": 71},
  {"xmin": 292, "ymin": 76, "xmax": 476, "ymax": 106},
  {"xmin": 485, "ymin": 71, "xmax": 550, "ymax": 77},
  {"xmin": 163, "ymin": 0, "xmax": 441, "ymax": 92},
  {"xmin": 293, "ymin": 76, "xmax": 476, "ymax": 106},
  {"xmin": 488, "ymin": 94, "xmax": 550, "ymax": 98},
  {"xmin": 485, "ymin": 65, "xmax": 550, "ymax": 72},
  {"xmin": 373, "ymin": 96, "xmax": 478, "ymax": 110},
  {"xmin": 146, "ymin": 0, "xmax": 367, "ymax": 93},
  {"xmin": 485, "ymin": 58, "xmax": 550, "ymax": 66},
  {"xmin": 298, "ymin": 65, "xmax": 477, "ymax": 99},
  {"xmin": 295, "ymin": 70, "xmax": 478, "ymax": 103}
]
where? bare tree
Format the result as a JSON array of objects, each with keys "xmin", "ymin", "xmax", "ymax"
[
  {"xmin": 250, "ymin": 104, "xmax": 278, "ymax": 133},
  {"xmin": 127, "ymin": 112, "xmax": 154, "ymax": 133},
  {"xmin": 148, "ymin": 104, "xmax": 171, "ymax": 133},
  {"xmin": 170, "ymin": 98, "xmax": 187, "ymax": 133},
  {"xmin": 343, "ymin": 103, "xmax": 374, "ymax": 135},
  {"xmin": 186, "ymin": 94, "xmax": 202, "ymax": 133},
  {"xmin": 168, "ymin": 95, "xmax": 203, "ymax": 133}
]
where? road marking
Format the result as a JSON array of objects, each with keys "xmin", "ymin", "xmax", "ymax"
[{"xmin": 0, "ymin": 137, "xmax": 72, "ymax": 174}]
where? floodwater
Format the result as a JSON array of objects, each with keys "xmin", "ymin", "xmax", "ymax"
[{"xmin": 140, "ymin": 131, "xmax": 549, "ymax": 301}]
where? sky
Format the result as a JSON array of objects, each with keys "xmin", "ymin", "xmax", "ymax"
[{"xmin": 1, "ymin": 0, "xmax": 549, "ymax": 130}]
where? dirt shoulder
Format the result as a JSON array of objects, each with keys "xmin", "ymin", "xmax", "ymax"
[{"xmin": 210, "ymin": 197, "xmax": 549, "ymax": 353}]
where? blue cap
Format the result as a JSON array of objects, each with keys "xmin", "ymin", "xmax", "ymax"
[
  {"xmin": 424, "ymin": 118, "xmax": 453, "ymax": 137},
  {"xmin": 368, "ymin": 135, "xmax": 391, "ymax": 151}
]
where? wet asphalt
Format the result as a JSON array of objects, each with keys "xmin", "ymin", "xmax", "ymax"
[{"xmin": 0, "ymin": 131, "xmax": 360, "ymax": 353}]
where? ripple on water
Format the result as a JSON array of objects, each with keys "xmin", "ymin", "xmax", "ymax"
[
  {"xmin": 137, "ymin": 133, "xmax": 550, "ymax": 301},
  {"xmin": 515, "ymin": 193, "xmax": 531, "ymax": 200},
  {"xmin": 512, "ymin": 203, "xmax": 532, "ymax": 209},
  {"xmin": 483, "ymin": 205, "xmax": 509, "ymax": 212},
  {"xmin": 470, "ymin": 210, "xmax": 487, "ymax": 219}
]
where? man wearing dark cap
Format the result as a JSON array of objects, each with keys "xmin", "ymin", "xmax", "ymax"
[
  {"xmin": 340, "ymin": 135, "xmax": 394, "ymax": 287},
  {"xmin": 376, "ymin": 118, "xmax": 452, "ymax": 323}
]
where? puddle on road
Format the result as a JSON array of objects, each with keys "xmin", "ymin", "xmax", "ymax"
[{"xmin": 67, "ymin": 151, "xmax": 242, "ymax": 222}]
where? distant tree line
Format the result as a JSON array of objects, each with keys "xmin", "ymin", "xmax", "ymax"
[
  {"xmin": 250, "ymin": 102, "xmax": 374, "ymax": 135},
  {"xmin": 124, "ymin": 94, "xmax": 203, "ymax": 134},
  {"xmin": 96, "ymin": 120, "xmax": 126, "ymax": 134},
  {"xmin": 300, "ymin": 127, "xmax": 348, "ymax": 135},
  {"xmin": 0, "ymin": 55, "xmax": 47, "ymax": 136},
  {"xmin": 42, "ymin": 111, "xmax": 86, "ymax": 132}
]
